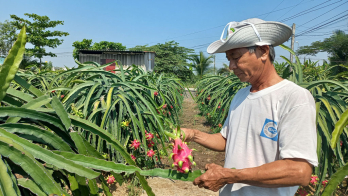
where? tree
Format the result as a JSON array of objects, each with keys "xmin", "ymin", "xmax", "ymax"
[
  {"xmin": 0, "ymin": 20, "xmax": 17, "ymax": 57},
  {"xmin": 217, "ymin": 63, "xmax": 232, "ymax": 76},
  {"xmin": 296, "ymin": 30, "xmax": 348, "ymax": 74},
  {"xmin": 191, "ymin": 51, "xmax": 213, "ymax": 78},
  {"xmin": 129, "ymin": 41, "xmax": 194, "ymax": 75},
  {"xmin": 72, "ymin": 39, "xmax": 93, "ymax": 60},
  {"xmin": 72, "ymin": 39, "xmax": 126, "ymax": 60},
  {"xmin": 10, "ymin": 13, "xmax": 69, "ymax": 68}
]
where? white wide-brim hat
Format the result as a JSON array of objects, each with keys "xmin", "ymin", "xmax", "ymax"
[{"xmin": 207, "ymin": 18, "xmax": 292, "ymax": 54}]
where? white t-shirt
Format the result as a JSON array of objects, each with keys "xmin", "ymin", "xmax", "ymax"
[{"xmin": 219, "ymin": 79, "xmax": 318, "ymax": 196}]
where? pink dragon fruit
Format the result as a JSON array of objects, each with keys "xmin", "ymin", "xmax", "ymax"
[
  {"xmin": 145, "ymin": 132, "xmax": 154, "ymax": 141},
  {"xmin": 147, "ymin": 149, "xmax": 155, "ymax": 157},
  {"xmin": 131, "ymin": 154, "xmax": 136, "ymax": 161},
  {"xmin": 163, "ymin": 104, "xmax": 167, "ymax": 109},
  {"xmin": 165, "ymin": 128, "xmax": 195, "ymax": 174},
  {"xmin": 310, "ymin": 175, "xmax": 319, "ymax": 185},
  {"xmin": 106, "ymin": 175, "xmax": 115, "ymax": 184},
  {"xmin": 147, "ymin": 140, "xmax": 155, "ymax": 148},
  {"xmin": 130, "ymin": 139, "xmax": 141, "ymax": 150}
]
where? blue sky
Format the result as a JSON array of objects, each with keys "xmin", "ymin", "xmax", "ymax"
[{"xmin": 1, "ymin": 0, "xmax": 347, "ymax": 69}]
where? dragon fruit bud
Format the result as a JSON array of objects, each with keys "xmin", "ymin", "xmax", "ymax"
[
  {"xmin": 106, "ymin": 175, "xmax": 115, "ymax": 184},
  {"xmin": 178, "ymin": 161, "xmax": 183, "ymax": 168},
  {"xmin": 130, "ymin": 139, "xmax": 141, "ymax": 150},
  {"xmin": 145, "ymin": 132, "xmax": 154, "ymax": 141},
  {"xmin": 188, "ymin": 155, "xmax": 193, "ymax": 162},
  {"xmin": 147, "ymin": 149, "xmax": 155, "ymax": 157}
]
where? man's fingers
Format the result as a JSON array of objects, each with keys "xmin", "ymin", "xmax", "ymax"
[
  {"xmin": 193, "ymin": 177, "xmax": 201, "ymax": 186},
  {"xmin": 205, "ymin": 163, "xmax": 215, "ymax": 170}
]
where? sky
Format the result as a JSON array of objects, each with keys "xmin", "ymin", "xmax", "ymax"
[{"xmin": 1, "ymin": 0, "xmax": 347, "ymax": 69}]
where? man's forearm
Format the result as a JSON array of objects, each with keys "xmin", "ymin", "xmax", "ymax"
[
  {"xmin": 192, "ymin": 130, "xmax": 226, "ymax": 152},
  {"xmin": 224, "ymin": 158, "xmax": 312, "ymax": 187}
]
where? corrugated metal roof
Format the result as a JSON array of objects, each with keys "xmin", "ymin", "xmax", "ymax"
[{"xmin": 78, "ymin": 49, "xmax": 156, "ymax": 54}]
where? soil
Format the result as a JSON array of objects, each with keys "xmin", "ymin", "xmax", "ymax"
[{"xmin": 111, "ymin": 90, "xmax": 225, "ymax": 196}]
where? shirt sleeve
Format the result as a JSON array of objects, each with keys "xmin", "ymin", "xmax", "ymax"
[{"xmin": 278, "ymin": 100, "xmax": 318, "ymax": 167}]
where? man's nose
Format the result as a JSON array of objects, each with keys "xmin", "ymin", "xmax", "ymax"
[{"xmin": 229, "ymin": 61, "xmax": 237, "ymax": 70}]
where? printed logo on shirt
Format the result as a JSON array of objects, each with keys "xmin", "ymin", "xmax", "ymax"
[{"xmin": 260, "ymin": 118, "xmax": 278, "ymax": 141}]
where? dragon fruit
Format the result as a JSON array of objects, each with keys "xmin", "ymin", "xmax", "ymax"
[
  {"xmin": 147, "ymin": 140, "xmax": 155, "ymax": 148},
  {"xmin": 131, "ymin": 154, "xmax": 136, "ymax": 161},
  {"xmin": 130, "ymin": 139, "xmax": 141, "ymax": 150},
  {"xmin": 154, "ymin": 91, "xmax": 158, "ymax": 96},
  {"xmin": 106, "ymin": 175, "xmax": 115, "ymax": 184},
  {"xmin": 145, "ymin": 132, "xmax": 154, "ymax": 141},
  {"xmin": 147, "ymin": 149, "xmax": 155, "ymax": 157},
  {"xmin": 165, "ymin": 128, "xmax": 195, "ymax": 174}
]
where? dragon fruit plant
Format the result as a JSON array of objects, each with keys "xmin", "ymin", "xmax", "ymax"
[{"xmin": 165, "ymin": 127, "xmax": 196, "ymax": 174}]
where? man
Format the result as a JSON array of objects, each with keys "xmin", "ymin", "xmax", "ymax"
[{"xmin": 181, "ymin": 18, "xmax": 318, "ymax": 195}]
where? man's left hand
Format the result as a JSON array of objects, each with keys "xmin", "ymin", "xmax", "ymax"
[{"xmin": 193, "ymin": 163, "xmax": 234, "ymax": 192}]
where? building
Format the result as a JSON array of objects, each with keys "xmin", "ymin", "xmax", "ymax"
[{"xmin": 78, "ymin": 50, "xmax": 155, "ymax": 72}]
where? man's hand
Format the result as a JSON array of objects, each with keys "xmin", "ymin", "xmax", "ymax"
[
  {"xmin": 193, "ymin": 163, "xmax": 234, "ymax": 192},
  {"xmin": 180, "ymin": 128, "xmax": 196, "ymax": 142}
]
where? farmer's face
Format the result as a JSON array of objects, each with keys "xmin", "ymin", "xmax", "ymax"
[{"xmin": 226, "ymin": 47, "xmax": 263, "ymax": 83}]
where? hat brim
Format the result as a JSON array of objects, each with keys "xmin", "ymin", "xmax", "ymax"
[{"xmin": 207, "ymin": 22, "xmax": 292, "ymax": 54}]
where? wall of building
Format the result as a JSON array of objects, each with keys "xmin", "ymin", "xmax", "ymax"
[{"xmin": 79, "ymin": 52, "xmax": 155, "ymax": 72}]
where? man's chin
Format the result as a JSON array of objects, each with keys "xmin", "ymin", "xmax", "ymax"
[{"xmin": 237, "ymin": 76, "xmax": 248, "ymax": 83}]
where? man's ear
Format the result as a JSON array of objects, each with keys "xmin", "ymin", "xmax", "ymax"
[{"xmin": 257, "ymin": 45, "xmax": 269, "ymax": 61}]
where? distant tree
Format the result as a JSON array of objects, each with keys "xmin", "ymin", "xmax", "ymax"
[
  {"xmin": 0, "ymin": 20, "xmax": 17, "ymax": 57},
  {"xmin": 190, "ymin": 51, "xmax": 213, "ymax": 78},
  {"xmin": 10, "ymin": 13, "xmax": 69, "ymax": 68},
  {"xmin": 92, "ymin": 41, "xmax": 126, "ymax": 50},
  {"xmin": 19, "ymin": 55, "xmax": 38, "ymax": 69},
  {"xmin": 72, "ymin": 39, "xmax": 126, "ymax": 60},
  {"xmin": 296, "ymin": 30, "xmax": 348, "ymax": 74},
  {"xmin": 217, "ymin": 63, "xmax": 232, "ymax": 76},
  {"xmin": 72, "ymin": 39, "xmax": 93, "ymax": 60},
  {"xmin": 129, "ymin": 41, "xmax": 195, "ymax": 81}
]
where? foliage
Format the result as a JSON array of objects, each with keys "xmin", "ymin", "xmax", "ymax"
[
  {"xmin": 196, "ymin": 75, "xmax": 247, "ymax": 132},
  {"xmin": 296, "ymin": 30, "xmax": 348, "ymax": 75},
  {"xmin": 129, "ymin": 41, "xmax": 195, "ymax": 82},
  {"xmin": 273, "ymin": 61, "xmax": 288, "ymax": 76},
  {"xmin": 0, "ymin": 29, "xmax": 207, "ymax": 196},
  {"xmin": 217, "ymin": 63, "xmax": 232, "ymax": 76},
  {"xmin": 0, "ymin": 20, "xmax": 17, "ymax": 57},
  {"xmin": 10, "ymin": 13, "xmax": 69, "ymax": 68},
  {"xmin": 72, "ymin": 39, "xmax": 126, "ymax": 60},
  {"xmin": 190, "ymin": 51, "xmax": 213, "ymax": 78}
]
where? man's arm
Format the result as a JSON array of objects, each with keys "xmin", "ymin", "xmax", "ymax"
[
  {"xmin": 180, "ymin": 128, "xmax": 226, "ymax": 152},
  {"xmin": 193, "ymin": 158, "xmax": 312, "ymax": 192}
]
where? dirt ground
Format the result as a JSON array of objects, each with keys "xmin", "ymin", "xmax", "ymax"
[{"xmin": 111, "ymin": 90, "xmax": 225, "ymax": 196}]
